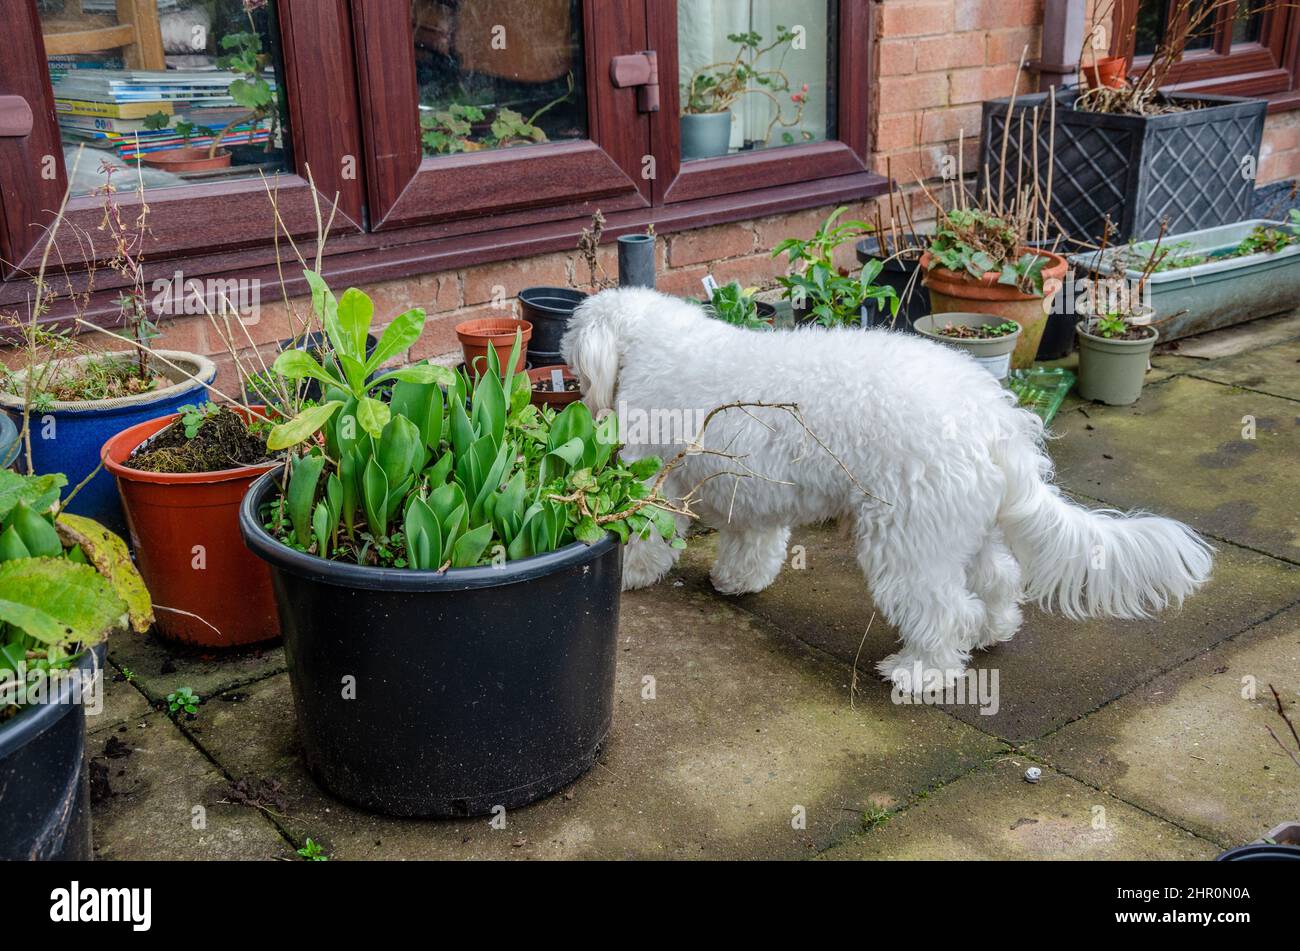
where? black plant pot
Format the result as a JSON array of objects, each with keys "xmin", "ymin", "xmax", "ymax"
[
  {"xmin": 0, "ymin": 645, "xmax": 101, "ymax": 860},
  {"xmin": 855, "ymin": 235, "xmax": 928, "ymax": 330},
  {"xmin": 979, "ymin": 89, "xmax": 1266, "ymax": 244},
  {"xmin": 239, "ymin": 469, "xmax": 622, "ymax": 818},
  {"xmin": 519, "ymin": 287, "xmax": 588, "ymax": 354}
]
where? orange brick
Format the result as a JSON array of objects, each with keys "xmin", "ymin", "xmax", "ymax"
[
  {"xmin": 877, "ymin": 73, "xmax": 950, "ymax": 115},
  {"xmin": 955, "ymin": 0, "xmax": 1033, "ymax": 32},
  {"xmin": 949, "ymin": 63, "xmax": 1022, "ymax": 105},
  {"xmin": 915, "ymin": 32, "xmax": 987, "ymax": 71},
  {"xmin": 877, "ymin": 38, "xmax": 916, "ymax": 76},
  {"xmin": 462, "ymin": 253, "xmax": 569, "ymax": 306},
  {"xmin": 986, "ymin": 26, "xmax": 1040, "ymax": 65},
  {"xmin": 879, "ymin": 0, "xmax": 954, "ymax": 38},
  {"xmin": 710, "ymin": 253, "xmax": 788, "ymax": 289},
  {"xmin": 666, "ymin": 222, "xmax": 754, "ymax": 267},
  {"xmin": 754, "ymin": 207, "xmax": 837, "ymax": 251},
  {"xmin": 877, "ymin": 113, "xmax": 921, "ymax": 152},
  {"xmin": 653, "ymin": 264, "xmax": 710, "ymax": 299}
]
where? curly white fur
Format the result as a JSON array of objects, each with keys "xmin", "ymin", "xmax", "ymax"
[{"xmin": 562, "ymin": 288, "xmax": 1214, "ymax": 692}]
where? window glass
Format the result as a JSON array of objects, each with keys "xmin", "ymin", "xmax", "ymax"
[
  {"xmin": 677, "ymin": 0, "xmax": 837, "ymax": 162},
  {"xmin": 38, "ymin": 0, "xmax": 294, "ymax": 197},
  {"xmin": 1232, "ymin": 0, "xmax": 1266, "ymax": 44},
  {"xmin": 412, "ymin": 0, "xmax": 587, "ymax": 158}
]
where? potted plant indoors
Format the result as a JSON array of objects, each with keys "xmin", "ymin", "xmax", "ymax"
[
  {"xmin": 680, "ymin": 27, "xmax": 808, "ymax": 161},
  {"xmin": 772, "ymin": 207, "xmax": 900, "ymax": 327},
  {"xmin": 101, "ymin": 402, "xmax": 281, "ymax": 648},
  {"xmin": 239, "ymin": 275, "xmax": 681, "ymax": 817},
  {"xmin": 455, "ymin": 315, "xmax": 533, "ymax": 376},
  {"xmin": 0, "ymin": 469, "xmax": 151, "ymax": 860},
  {"xmin": 913, "ymin": 314, "xmax": 1023, "ymax": 380},
  {"xmin": 921, "ymin": 208, "xmax": 1067, "ymax": 369},
  {"xmin": 979, "ymin": 1, "xmax": 1266, "ymax": 243}
]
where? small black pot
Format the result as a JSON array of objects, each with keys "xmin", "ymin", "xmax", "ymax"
[
  {"xmin": 239, "ymin": 469, "xmax": 622, "ymax": 818},
  {"xmin": 519, "ymin": 287, "xmax": 588, "ymax": 354},
  {"xmin": 856, "ymin": 235, "xmax": 928, "ymax": 330},
  {"xmin": 0, "ymin": 644, "xmax": 102, "ymax": 860}
]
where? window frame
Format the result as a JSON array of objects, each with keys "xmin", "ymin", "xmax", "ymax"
[{"xmin": 1112, "ymin": 0, "xmax": 1300, "ymax": 100}]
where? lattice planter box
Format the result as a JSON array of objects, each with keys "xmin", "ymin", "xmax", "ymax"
[{"xmin": 978, "ymin": 90, "xmax": 1266, "ymax": 244}]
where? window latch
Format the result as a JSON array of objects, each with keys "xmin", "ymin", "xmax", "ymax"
[
  {"xmin": 0, "ymin": 96, "xmax": 33, "ymax": 138},
  {"xmin": 610, "ymin": 51, "xmax": 659, "ymax": 113}
]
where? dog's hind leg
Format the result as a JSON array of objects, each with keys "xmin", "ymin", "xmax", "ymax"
[
  {"xmin": 855, "ymin": 515, "xmax": 986, "ymax": 693},
  {"xmin": 967, "ymin": 532, "xmax": 1024, "ymax": 650},
  {"xmin": 622, "ymin": 528, "xmax": 684, "ymax": 591},
  {"xmin": 710, "ymin": 525, "xmax": 791, "ymax": 596}
]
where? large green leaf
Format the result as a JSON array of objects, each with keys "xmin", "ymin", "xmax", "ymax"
[
  {"xmin": 336, "ymin": 286, "xmax": 375, "ymax": 361},
  {"xmin": 356, "ymin": 396, "xmax": 391, "ymax": 438},
  {"xmin": 451, "ymin": 522, "xmax": 493, "ymax": 568},
  {"xmin": 302, "ymin": 269, "xmax": 343, "ymax": 355},
  {"xmin": 362, "ymin": 457, "xmax": 389, "ymax": 538},
  {"xmin": 271, "ymin": 349, "xmax": 343, "ymax": 389},
  {"xmin": 0, "ymin": 557, "xmax": 125, "ymax": 647},
  {"xmin": 365, "ymin": 308, "xmax": 427, "ymax": 374},
  {"xmin": 0, "ymin": 471, "xmax": 66, "ymax": 523},
  {"xmin": 267, "ymin": 401, "xmax": 343, "ymax": 451},
  {"xmin": 55, "ymin": 513, "xmax": 153, "ymax": 633},
  {"xmin": 288, "ymin": 454, "xmax": 326, "ymax": 547}
]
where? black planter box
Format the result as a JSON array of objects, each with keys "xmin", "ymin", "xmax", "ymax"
[{"xmin": 979, "ymin": 90, "xmax": 1266, "ymax": 243}]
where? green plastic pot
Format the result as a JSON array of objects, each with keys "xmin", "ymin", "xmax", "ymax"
[
  {"xmin": 1076, "ymin": 320, "xmax": 1159, "ymax": 405},
  {"xmin": 913, "ymin": 313, "xmax": 1022, "ymax": 380}
]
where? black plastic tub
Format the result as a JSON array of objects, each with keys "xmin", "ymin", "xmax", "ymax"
[
  {"xmin": 519, "ymin": 287, "xmax": 588, "ymax": 355},
  {"xmin": 856, "ymin": 235, "xmax": 928, "ymax": 330},
  {"xmin": 0, "ymin": 644, "xmax": 102, "ymax": 860},
  {"xmin": 979, "ymin": 89, "xmax": 1266, "ymax": 244},
  {"xmin": 239, "ymin": 468, "xmax": 622, "ymax": 818}
]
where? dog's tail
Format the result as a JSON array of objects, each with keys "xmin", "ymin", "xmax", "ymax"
[{"xmin": 991, "ymin": 412, "xmax": 1213, "ymax": 619}]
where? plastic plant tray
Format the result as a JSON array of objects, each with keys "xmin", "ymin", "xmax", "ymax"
[{"xmin": 1006, "ymin": 367, "xmax": 1074, "ymax": 425}]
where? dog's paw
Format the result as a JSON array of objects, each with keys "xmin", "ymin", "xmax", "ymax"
[
  {"xmin": 877, "ymin": 652, "xmax": 966, "ymax": 695},
  {"xmin": 708, "ymin": 566, "xmax": 775, "ymax": 596},
  {"xmin": 972, "ymin": 604, "xmax": 1022, "ymax": 650}
]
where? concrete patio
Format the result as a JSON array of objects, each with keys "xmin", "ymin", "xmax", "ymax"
[{"xmin": 86, "ymin": 315, "xmax": 1300, "ymax": 861}]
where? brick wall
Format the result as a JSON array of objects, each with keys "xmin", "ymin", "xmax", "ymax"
[{"xmin": 19, "ymin": 0, "xmax": 1300, "ymax": 388}]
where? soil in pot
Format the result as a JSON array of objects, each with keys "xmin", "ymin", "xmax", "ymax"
[
  {"xmin": 1075, "ymin": 319, "xmax": 1159, "ymax": 406},
  {"xmin": 456, "ymin": 316, "xmax": 532, "ymax": 377},
  {"xmin": 527, "ymin": 365, "xmax": 581, "ymax": 408},
  {"xmin": 922, "ymin": 249, "xmax": 1068, "ymax": 369},
  {"xmin": 239, "ymin": 468, "xmax": 621, "ymax": 817},
  {"xmin": 914, "ymin": 313, "xmax": 1022, "ymax": 380},
  {"xmin": 102, "ymin": 406, "xmax": 280, "ymax": 648}
]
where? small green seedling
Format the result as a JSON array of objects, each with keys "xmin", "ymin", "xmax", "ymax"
[
  {"xmin": 167, "ymin": 686, "xmax": 200, "ymax": 716},
  {"xmin": 175, "ymin": 402, "xmax": 219, "ymax": 439},
  {"xmin": 297, "ymin": 838, "xmax": 329, "ymax": 861},
  {"xmin": 862, "ymin": 805, "xmax": 891, "ymax": 831}
]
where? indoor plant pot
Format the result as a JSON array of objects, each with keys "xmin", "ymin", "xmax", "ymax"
[
  {"xmin": 141, "ymin": 147, "xmax": 233, "ymax": 173},
  {"xmin": 239, "ymin": 467, "xmax": 621, "ymax": 818},
  {"xmin": 921, "ymin": 250, "xmax": 1068, "ymax": 369},
  {"xmin": 101, "ymin": 407, "xmax": 280, "ymax": 649},
  {"xmin": 914, "ymin": 313, "xmax": 1022, "ymax": 380},
  {"xmin": 455, "ymin": 316, "xmax": 532, "ymax": 377},
  {"xmin": 527, "ymin": 365, "xmax": 581, "ymax": 409},
  {"xmin": 518, "ymin": 287, "xmax": 587, "ymax": 357},
  {"xmin": 0, "ymin": 644, "xmax": 102, "ymax": 860},
  {"xmin": 980, "ymin": 89, "xmax": 1266, "ymax": 243},
  {"xmin": 0, "ymin": 350, "xmax": 217, "ymax": 537},
  {"xmin": 1076, "ymin": 318, "xmax": 1159, "ymax": 406},
  {"xmin": 1068, "ymin": 219, "xmax": 1300, "ymax": 340},
  {"xmin": 680, "ymin": 111, "xmax": 731, "ymax": 161},
  {"xmin": 856, "ymin": 235, "xmax": 928, "ymax": 330}
]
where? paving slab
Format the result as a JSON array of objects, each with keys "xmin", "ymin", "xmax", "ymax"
[
  {"xmin": 1034, "ymin": 604, "xmax": 1300, "ymax": 849},
  {"xmin": 107, "ymin": 629, "xmax": 285, "ymax": 706},
  {"xmin": 677, "ymin": 525, "xmax": 1300, "ymax": 742},
  {"xmin": 170, "ymin": 586, "xmax": 1000, "ymax": 860},
  {"xmin": 1051, "ymin": 375, "xmax": 1300, "ymax": 563},
  {"xmin": 86, "ymin": 664, "xmax": 151, "ymax": 736},
  {"xmin": 1187, "ymin": 334, "xmax": 1300, "ymax": 403},
  {"xmin": 89, "ymin": 712, "xmax": 293, "ymax": 861},
  {"xmin": 820, "ymin": 757, "xmax": 1217, "ymax": 860},
  {"xmin": 1171, "ymin": 312, "xmax": 1300, "ymax": 359}
]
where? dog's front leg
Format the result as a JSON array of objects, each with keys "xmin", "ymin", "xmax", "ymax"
[{"xmin": 710, "ymin": 525, "xmax": 791, "ymax": 596}]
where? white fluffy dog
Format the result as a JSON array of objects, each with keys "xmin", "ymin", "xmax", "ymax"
[{"xmin": 561, "ymin": 288, "xmax": 1214, "ymax": 691}]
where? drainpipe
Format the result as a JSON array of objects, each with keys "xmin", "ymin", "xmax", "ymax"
[{"xmin": 1033, "ymin": 0, "xmax": 1086, "ymax": 92}]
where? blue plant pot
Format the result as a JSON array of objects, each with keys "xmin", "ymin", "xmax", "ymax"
[{"xmin": 0, "ymin": 350, "xmax": 216, "ymax": 536}]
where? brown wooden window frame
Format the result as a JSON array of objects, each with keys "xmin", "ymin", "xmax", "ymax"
[
  {"xmin": 1112, "ymin": 0, "xmax": 1300, "ymax": 104},
  {"xmin": 0, "ymin": 0, "xmax": 886, "ymax": 323}
]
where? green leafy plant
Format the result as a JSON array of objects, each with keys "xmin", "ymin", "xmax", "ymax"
[
  {"xmin": 700, "ymin": 282, "xmax": 771, "ymax": 330},
  {"xmin": 681, "ymin": 28, "xmax": 810, "ymax": 145},
  {"xmin": 263, "ymin": 276, "xmax": 681, "ymax": 570},
  {"xmin": 297, "ymin": 838, "xmax": 328, "ymax": 861},
  {"xmin": 420, "ymin": 76, "xmax": 574, "ymax": 157},
  {"xmin": 210, "ymin": 5, "xmax": 278, "ymax": 159},
  {"xmin": 142, "ymin": 111, "xmax": 170, "ymax": 132},
  {"xmin": 936, "ymin": 320, "xmax": 1019, "ymax": 339},
  {"xmin": 166, "ymin": 686, "xmax": 200, "ymax": 716},
  {"xmin": 772, "ymin": 207, "xmax": 899, "ymax": 327},
  {"xmin": 0, "ymin": 471, "xmax": 152, "ymax": 718},
  {"xmin": 175, "ymin": 402, "xmax": 221, "ymax": 439},
  {"xmin": 926, "ymin": 209, "xmax": 1051, "ymax": 295}
]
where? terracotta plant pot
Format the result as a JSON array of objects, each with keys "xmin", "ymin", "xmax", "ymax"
[
  {"xmin": 527, "ymin": 365, "xmax": 581, "ymax": 409},
  {"xmin": 1084, "ymin": 56, "xmax": 1128, "ymax": 90},
  {"xmin": 141, "ymin": 147, "xmax": 233, "ymax": 173},
  {"xmin": 921, "ymin": 249, "xmax": 1069, "ymax": 369},
  {"xmin": 101, "ymin": 406, "xmax": 280, "ymax": 648},
  {"xmin": 455, "ymin": 316, "xmax": 532, "ymax": 377}
]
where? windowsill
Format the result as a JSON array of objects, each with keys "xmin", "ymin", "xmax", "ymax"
[{"xmin": 3, "ymin": 170, "xmax": 889, "ymax": 328}]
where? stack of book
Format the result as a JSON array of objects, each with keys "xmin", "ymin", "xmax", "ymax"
[{"xmin": 53, "ymin": 68, "xmax": 275, "ymax": 163}]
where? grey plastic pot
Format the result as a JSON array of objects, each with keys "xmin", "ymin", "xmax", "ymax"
[
  {"xmin": 1068, "ymin": 220, "xmax": 1300, "ymax": 341},
  {"xmin": 914, "ymin": 313, "xmax": 1022, "ymax": 380},
  {"xmin": 1076, "ymin": 320, "xmax": 1159, "ymax": 405},
  {"xmin": 680, "ymin": 111, "xmax": 731, "ymax": 161}
]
